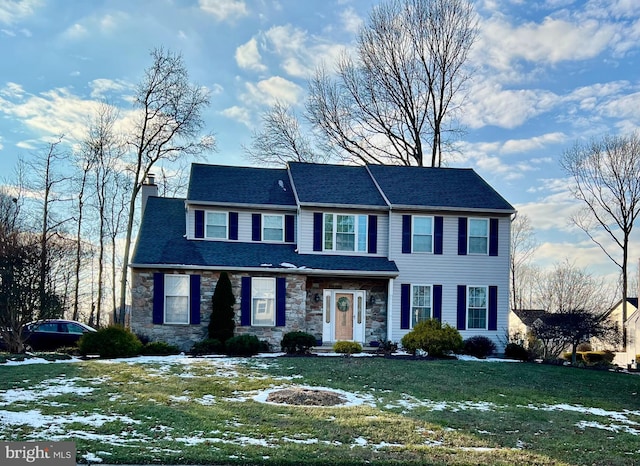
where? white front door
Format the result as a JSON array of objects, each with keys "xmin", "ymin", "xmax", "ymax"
[{"xmin": 322, "ymin": 290, "xmax": 366, "ymax": 343}]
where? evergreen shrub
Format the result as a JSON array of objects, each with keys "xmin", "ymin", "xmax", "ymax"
[
  {"xmin": 462, "ymin": 336, "xmax": 496, "ymax": 358},
  {"xmin": 333, "ymin": 341, "xmax": 362, "ymax": 354},
  {"xmin": 504, "ymin": 343, "xmax": 529, "ymax": 361},
  {"xmin": 225, "ymin": 334, "xmax": 262, "ymax": 356},
  {"xmin": 209, "ymin": 272, "xmax": 236, "ymax": 344},
  {"xmin": 190, "ymin": 338, "xmax": 223, "ymax": 356},
  {"xmin": 281, "ymin": 331, "xmax": 317, "ymax": 354},
  {"xmin": 141, "ymin": 341, "xmax": 181, "ymax": 356},
  {"xmin": 401, "ymin": 319, "xmax": 463, "ymax": 357},
  {"xmin": 78, "ymin": 326, "xmax": 143, "ymax": 358}
]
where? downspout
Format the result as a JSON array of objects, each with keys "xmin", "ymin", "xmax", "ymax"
[{"xmin": 387, "ymin": 278, "xmax": 394, "ymax": 342}]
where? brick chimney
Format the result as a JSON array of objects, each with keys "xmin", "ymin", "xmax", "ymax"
[{"xmin": 141, "ymin": 173, "xmax": 158, "ymax": 218}]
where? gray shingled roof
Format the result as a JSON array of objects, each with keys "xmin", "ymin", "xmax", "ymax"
[
  {"xmin": 132, "ymin": 197, "xmax": 398, "ymax": 275},
  {"xmin": 288, "ymin": 162, "xmax": 387, "ymax": 207},
  {"xmin": 187, "ymin": 163, "xmax": 296, "ymax": 206},
  {"xmin": 367, "ymin": 164, "xmax": 515, "ymax": 211}
]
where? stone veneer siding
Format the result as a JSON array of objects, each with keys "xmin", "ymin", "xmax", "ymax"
[{"xmin": 131, "ymin": 269, "xmax": 388, "ymax": 351}]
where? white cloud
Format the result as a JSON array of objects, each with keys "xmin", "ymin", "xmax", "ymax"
[
  {"xmin": 340, "ymin": 7, "xmax": 363, "ymax": 34},
  {"xmin": 62, "ymin": 23, "xmax": 88, "ymax": 40},
  {"xmin": 500, "ymin": 132, "xmax": 566, "ymax": 154},
  {"xmin": 235, "ymin": 38, "xmax": 267, "ymax": 72},
  {"xmin": 0, "ymin": 0, "xmax": 41, "ymax": 25},
  {"xmin": 199, "ymin": 0, "xmax": 248, "ymax": 22},
  {"xmin": 242, "ymin": 76, "xmax": 303, "ymax": 107},
  {"xmin": 221, "ymin": 105, "xmax": 251, "ymax": 126},
  {"xmin": 89, "ymin": 78, "xmax": 133, "ymax": 99}
]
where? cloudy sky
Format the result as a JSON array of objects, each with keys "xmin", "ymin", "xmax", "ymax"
[{"xmin": 1, "ymin": 0, "xmax": 639, "ymax": 286}]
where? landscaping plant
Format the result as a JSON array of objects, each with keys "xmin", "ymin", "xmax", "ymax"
[{"xmin": 401, "ymin": 319, "xmax": 463, "ymax": 357}]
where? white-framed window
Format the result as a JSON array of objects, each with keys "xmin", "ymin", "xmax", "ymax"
[
  {"xmin": 252, "ymin": 277, "xmax": 275, "ymax": 326},
  {"xmin": 206, "ymin": 211, "xmax": 227, "ymax": 239},
  {"xmin": 263, "ymin": 214, "xmax": 284, "ymax": 242},
  {"xmin": 413, "ymin": 216, "xmax": 433, "ymax": 253},
  {"xmin": 411, "ymin": 285, "xmax": 432, "ymax": 328},
  {"xmin": 468, "ymin": 218, "xmax": 489, "ymax": 254},
  {"xmin": 164, "ymin": 274, "xmax": 190, "ymax": 324},
  {"xmin": 467, "ymin": 286, "xmax": 488, "ymax": 329},
  {"xmin": 323, "ymin": 213, "xmax": 367, "ymax": 252}
]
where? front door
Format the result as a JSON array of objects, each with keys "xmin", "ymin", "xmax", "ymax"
[{"xmin": 322, "ymin": 290, "xmax": 366, "ymax": 343}]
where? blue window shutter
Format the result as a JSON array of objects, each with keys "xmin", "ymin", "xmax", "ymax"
[
  {"xmin": 313, "ymin": 212, "xmax": 323, "ymax": 251},
  {"xmin": 433, "ymin": 285, "xmax": 442, "ymax": 321},
  {"xmin": 457, "ymin": 285, "xmax": 466, "ymax": 330},
  {"xmin": 368, "ymin": 215, "xmax": 377, "ymax": 254},
  {"xmin": 229, "ymin": 212, "xmax": 239, "ymax": 240},
  {"xmin": 402, "ymin": 215, "xmax": 412, "ymax": 254},
  {"xmin": 458, "ymin": 217, "xmax": 467, "ymax": 255},
  {"xmin": 195, "ymin": 210, "xmax": 204, "ymax": 238},
  {"xmin": 252, "ymin": 214, "xmax": 261, "ymax": 241},
  {"xmin": 241, "ymin": 277, "xmax": 252, "ymax": 326},
  {"xmin": 489, "ymin": 218, "xmax": 499, "ymax": 256},
  {"xmin": 434, "ymin": 216, "xmax": 443, "ymax": 255},
  {"xmin": 488, "ymin": 286, "xmax": 498, "ymax": 331},
  {"xmin": 285, "ymin": 215, "xmax": 295, "ymax": 243},
  {"xmin": 276, "ymin": 277, "xmax": 286, "ymax": 326},
  {"xmin": 401, "ymin": 284, "xmax": 410, "ymax": 329},
  {"xmin": 153, "ymin": 273, "xmax": 164, "ymax": 324},
  {"xmin": 190, "ymin": 275, "xmax": 201, "ymax": 325}
]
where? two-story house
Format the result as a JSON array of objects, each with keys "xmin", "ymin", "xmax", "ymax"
[{"xmin": 130, "ymin": 162, "xmax": 515, "ymax": 352}]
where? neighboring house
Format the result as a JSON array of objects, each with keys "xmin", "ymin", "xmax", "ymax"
[
  {"xmin": 600, "ymin": 297, "xmax": 639, "ymax": 366},
  {"xmin": 130, "ymin": 162, "xmax": 515, "ymax": 351},
  {"xmin": 509, "ymin": 309, "xmax": 547, "ymax": 344}
]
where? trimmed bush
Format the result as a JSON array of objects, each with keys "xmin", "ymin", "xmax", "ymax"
[
  {"xmin": 504, "ymin": 343, "xmax": 529, "ymax": 362},
  {"xmin": 576, "ymin": 342, "xmax": 592, "ymax": 352},
  {"xmin": 208, "ymin": 272, "xmax": 236, "ymax": 344},
  {"xmin": 562, "ymin": 351, "xmax": 615, "ymax": 366},
  {"xmin": 78, "ymin": 326, "xmax": 143, "ymax": 358},
  {"xmin": 281, "ymin": 331, "xmax": 317, "ymax": 354},
  {"xmin": 141, "ymin": 341, "xmax": 181, "ymax": 356},
  {"xmin": 333, "ymin": 341, "xmax": 362, "ymax": 354},
  {"xmin": 190, "ymin": 338, "xmax": 223, "ymax": 356},
  {"xmin": 225, "ymin": 334, "xmax": 262, "ymax": 356},
  {"xmin": 462, "ymin": 336, "xmax": 496, "ymax": 359},
  {"xmin": 401, "ymin": 319, "xmax": 463, "ymax": 357}
]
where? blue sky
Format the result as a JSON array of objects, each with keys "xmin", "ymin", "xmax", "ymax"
[{"xmin": 1, "ymin": 0, "xmax": 639, "ymax": 287}]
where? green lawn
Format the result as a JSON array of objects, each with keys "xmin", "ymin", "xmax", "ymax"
[{"xmin": 0, "ymin": 354, "xmax": 638, "ymax": 465}]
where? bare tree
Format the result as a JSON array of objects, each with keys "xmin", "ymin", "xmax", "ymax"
[
  {"xmin": 307, "ymin": 0, "xmax": 477, "ymax": 167},
  {"xmin": 118, "ymin": 47, "xmax": 216, "ymax": 323},
  {"xmin": 532, "ymin": 259, "xmax": 619, "ymax": 361},
  {"xmin": 561, "ymin": 133, "xmax": 640, "ymax": 348},
  {"xmin": 510, "ymin": 214, "xmax": 538, "ymax": 310},
  {"xmin": 244, "ymin": 102, "xmax": 328, "ymax": 167}
]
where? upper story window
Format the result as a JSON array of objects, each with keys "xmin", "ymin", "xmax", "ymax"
[
  {"xmin": 324, "ymin": 213, "xmax": 367, "ymax": 252},
  {"xmin": 164, "ymin": 275, "xmax": 190, "ymax": 324},
  {"xmin": 468, "ymin": 218, "xmax": 488, "ymax": 254},
  {"xmin": 412, "ymin": 216, "xmax": 433, "ymax": 253},
  {"xmin": 206, "ymin": 212, "xmax": 227, "ymax": 239},
  {"xmin": 467, "ymin": 286, "xmax": 487, "ymax": 329},
  {"xmin": 411, "ymin": 285, "xmax": 432, "ymax": 328},
  {"xmin": 263, "ymin": 214, "xmax": 284, "ymax": 242}
]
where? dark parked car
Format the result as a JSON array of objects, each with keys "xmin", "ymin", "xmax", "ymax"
[{"xmin": 22, "ymin": 319, "xmax": 96, "ymax": 351}]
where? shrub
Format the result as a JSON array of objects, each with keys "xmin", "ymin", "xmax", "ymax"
[
  {"xmin": 225, "ymin": 334, "xmax": 262, "ymax": 356},
  {"xmin": 582, "ymin": 350, "xmax": 615, "ymax": 365},
  {"xmin": 78, "ymin": 326, "xmax": 143, "ymax": 358},
  {"xmin": 576, "ymin": 342, "xmax": 592, "ymax": 352},
  {"xmin": 504, "ymin": 343, "xmax": 529, "ymax": 361},
  {"xmin": 636, "ymin": 354, "xmax": 640, "ymax": 364},
  {"xmin": 190, "ymin": 338, "xmax": 223, "ymax": 356},
  {"xmin": 208, "ymin": 271, "xmax": 236, "ymax": 344},
  {"xmin": 281, "ymin": 331, "xmax": 317, "ymax": 354},
  {"xmin": 141, "ymin": 341, "xmax": 181, "ymax": 356},
  {"xmin": 462, "ymin": 336, "xmax": 496, "ymax": 359},
  {"xmin": 401, "ymin": 319, "xmax": 463, "ymax": 357},
  {"xmin": 376, "ymin": 340, "xmax": 399, "ymax": 356},
  {"xmin": 333, "ymin": 341, "xmax": 362, "ymax": 354}
]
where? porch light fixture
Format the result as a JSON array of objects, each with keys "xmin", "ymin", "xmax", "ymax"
[{"xmin": 314, "ymin": 293, "xmax": 322, "ymax": 302}]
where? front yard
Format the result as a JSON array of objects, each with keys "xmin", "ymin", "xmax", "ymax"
[{"xmin": 0, "ymin": 354, "xmax": 638, "ymax": 465}]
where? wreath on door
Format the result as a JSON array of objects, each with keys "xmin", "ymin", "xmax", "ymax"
[{"xmin": 337, "ymin": 297, "xmax": 350, "ymax": 312}]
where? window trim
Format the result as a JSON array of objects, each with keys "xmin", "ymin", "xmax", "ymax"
[
  {"xmin": 262, "ymin": 214, "xmax": 284, "ymax": 243},
  {"xmin": 468, "ymin": 218, "xmax": 489, "ymax": 255},
  {"xmin": 412, "ymin": 216, "xmax": 434, "ymax": 253},
  {"xmin": 251, "ymin": 277, "xmax": 276, "ymax": 327},
  {"xmin": 323, "ymin": 213, "xmax": 368, "ymax": 252},
  {"xmin": 164, "ymin": 274, "xmax": 190, "ymax": 325},
  {"xmin": 467, "ymin": 285, "xmax": 488, "ymax": 330},
  {"xmin": 410, "ymin": 284, "xmax": 433, "ymax": 328},
  {"xmin": 205, "ymin": 211, "xmax": 228, "ymax": 239}
]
